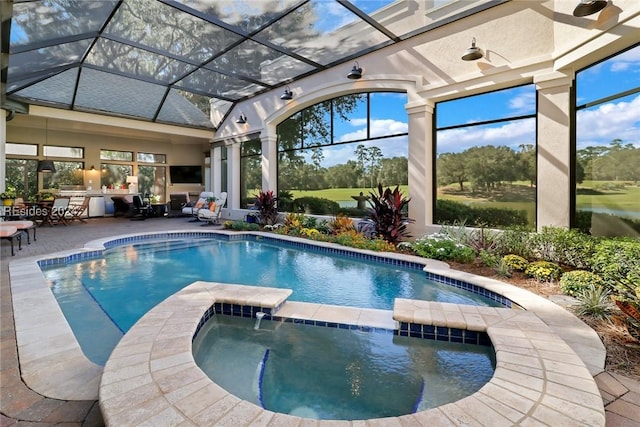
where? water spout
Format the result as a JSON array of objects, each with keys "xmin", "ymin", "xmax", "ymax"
[{"xmin": 254, "ymin": 312, "xmax": 266, "ymax": 330}]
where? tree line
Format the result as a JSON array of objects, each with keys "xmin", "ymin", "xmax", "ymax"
[
  {"xmin": 578, "ymin": 139, "xmax": 639, "ymax": 183},
  {"xmin": 437, "ymin": 144, "xmax": 535, "ymax": 192}
]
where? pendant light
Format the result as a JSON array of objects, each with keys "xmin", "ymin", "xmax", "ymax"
[{"xmin": 37, "ymin": 119, "xmax": 56, "ymax": 173}]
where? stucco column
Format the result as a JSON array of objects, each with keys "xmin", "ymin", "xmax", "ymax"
[
  {"xmin": 261, "ymin": 133, "xmax": 278, "ymax": 192},
  {"xmin": 211, "ymin": 145, "xmax": 222, "ymax": 195},
  {"xmin": 406, "ymin": 100, "xmax": 434, "ymax": 236},
  {"xmin": 0, "ymin": 109, "xmax": 6, "ymax": 193},
  {"xmin": 535, "ymin": 71, "xmax": 573, "ymax": 230},
  {"xmin": 227, "ymin": 142, "xmax": 241, "ymax": 210}
]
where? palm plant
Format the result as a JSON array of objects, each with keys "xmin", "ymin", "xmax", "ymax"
[
  {"xmin": 254, "ymin": 190, "xmax": 279, "ymax": 226},
  {"xmin": 365, "ymin": 184, "xmax": 413, "ymax": 245}
]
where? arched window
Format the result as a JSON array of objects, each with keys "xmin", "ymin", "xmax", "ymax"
[{"xmin": 276, "ymin": 92, "xmax": 408, "ymax": 215}]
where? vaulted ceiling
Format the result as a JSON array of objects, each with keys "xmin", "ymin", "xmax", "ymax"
[{"xmin": 4, "ymin": 0, "xmax": 499, "ymax": 129}]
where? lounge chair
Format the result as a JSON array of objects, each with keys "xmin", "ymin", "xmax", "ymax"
[
  {"xmin": 0, "ymin": 225, "xmax": 22, "ymax": 256},
  {"xmin": 1, "ymin": 220, "xmax": 36, "ymax": 244},
  {"xmin": 197, "ymin": 192, "xmax": 227, "ymax": 226},
  {"xmin": 182, "ymin": 191, "xmax": 214, "ymax": 222}
]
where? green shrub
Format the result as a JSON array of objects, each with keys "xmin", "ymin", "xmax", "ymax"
[
  {"xmin": 223, "ymin": 220, "xmax": 261, "ymax": 231},
  {"xmin": 479, "ymin": 250, "xmax": 499, "ymax": 268},
  {"xmin": 573, "ymin": 284, "xmax": 614, "ymax": 320},
  {"xmin": 590, "ymin": 238, "xmax": 640, "ymax": 306},
  {"xmin": 502, "ymin": 254, "xmax": 529, "ymax": 271},
  {"xmin": 293, "ymin": 197, "xmax": 340, "ymax": 215},
  {"xmin": 495, "ymin": 226, "xmax": 535, "ymax": 258},
  {"xmin": 404, "ymin": 234, "xmax": 475, "ymax": 263},
  {"xmin": 531, "ymin": 227, "xmax": 596, "ymax": 269},
  {"xmin": 560, "ymin": 270, "xmax": 604, "ymax": 297},
  {"xmin": 435, "ymin": 199, "xmax": 528, "ymax": 228},
  {"xmin": 525, "ymin": 261, "xmax": 563, "ymax": 282}
]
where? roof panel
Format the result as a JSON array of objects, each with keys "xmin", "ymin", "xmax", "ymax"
[
  {"xmin": 8, "ymin": 39, "xmax": 91, "ymax": 79},
  {"xmin": 256, "ymin": 0, "xmax": 392, "ymax": 66},
  {"xmin": 10, "ymin": 0, "xmax": 118, "ymax": 48},
  {"xmin": 207, "ymin": 40, "xmax": 316, "ymax": 85},
  {"xmin": 75, "ymin": 68, "xmax": 166, "ymax": 119},
  {"xmin": 175, "ymin": 68, "xmax": 266, "ymax": 100},
  {"xmin": 11, "ymin": 68, "xmax": 79, "ymax": 107},
  {"xmin": 104, "ymin": 0, "xmax": 242, "ymax": 63},
  {"xmin": 157, "ymin": 88, "xmax": 214, "ymax": 128},
  {"xmin": 85, "ymin": 38, "xmax": 197, "ymax": 84},
  {"xmin": 181, "ymin": 0, "xmax": 301, "ymax": 33}
]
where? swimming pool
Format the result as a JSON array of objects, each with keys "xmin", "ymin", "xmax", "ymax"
[
  {"xmin": 193, "ymin": 314, "xmax": 496, "ymax": 420},
  {"xmin": 41, "ymin": 234, "xmax": 504, "ymax": 365}
]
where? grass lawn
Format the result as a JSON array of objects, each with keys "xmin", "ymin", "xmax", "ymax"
[
  {"xmin": 577, "ymin": 181, "xmax": 640, "ymax": 211},
  {"xmin": 288, "ymin": 186, "xmax": 409, "ymax": 202}
]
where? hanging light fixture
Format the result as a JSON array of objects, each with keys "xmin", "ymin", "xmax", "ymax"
[
  {"xmin": 461, "ymin": 38, "xmax": 483, "ymax": 61},
  {"xmin": 347, "ymin": 61, "xmax": 362, "ymax": 79},
  {"xmin": 280, "ymin": 87, "xmax": 293, "ymax": 100},
  {"xmin": 37, "ymin": 119, "xmax": 56, "ymax": 173},
  {"xmin": 236, "ymin": 113, "xmax": 247, "ymax": 124},
  {"xmin": 572, "ymin": 0, "xmax": 608, "ymax": 17},
  {"xmin": 37, "ymin": 160, "xmax": 56, "ymax": 173}
]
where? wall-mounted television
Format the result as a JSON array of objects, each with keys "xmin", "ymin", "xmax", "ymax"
[{"xmin": 169, "ymin": 165, "xmax": 203, "ymax": 184}]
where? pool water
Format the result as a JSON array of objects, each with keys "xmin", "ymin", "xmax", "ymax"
[
  {"xmin": 42, "ymin": 237, "xmax": 502, "ymax": 364},
  {"xmin": 193, "ymin": 315, "xmax": 496, "ymax": 420}
]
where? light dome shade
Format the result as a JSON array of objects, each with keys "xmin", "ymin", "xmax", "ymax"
[
  {"xmin": 461, "ymin": 38, "xmax": 483, "ymax": 61},
  {"xmin": 37, "ymin": 160, "xmax": 56, "ymax": 172},
  {"xmin": 280, "ymin": 87, "xmax": 293, "ymax": 100},
  {"xmin": 236, "ymin": 113, "xmax": 247, "ymax": 124},
  {"xmin": 573, "ymin": 0, "xmax": 608, "ymax": 17},
  {"xmin": 347, "ymin": 62, "xmax": 362, "ymax": 79}
]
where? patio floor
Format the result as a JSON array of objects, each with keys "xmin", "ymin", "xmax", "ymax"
[{"xmin": 1, "ymin": 216, "xmax": 639, "ymax": 426}]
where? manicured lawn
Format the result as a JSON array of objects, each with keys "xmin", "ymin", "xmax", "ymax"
[
  {"xmin": 577, "ymin": 181, "xmax": 640, "ymax": 211},
  {"xmin": 289, "ymin": 186, "xmax": 409, "ymax": 202}
]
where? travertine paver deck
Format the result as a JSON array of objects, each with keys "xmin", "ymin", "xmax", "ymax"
[
  {"xmin": 99, "ymin": 282, "xmax": 606, "ymax": 426},
  {"xmin": 2, "ymin": 218, "xmax": 639, "ymax": 425}
]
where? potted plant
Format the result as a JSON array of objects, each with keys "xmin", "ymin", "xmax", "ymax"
[{"xmin": 1, "ymin": 186, "xmax": 17, "ymax": 206}]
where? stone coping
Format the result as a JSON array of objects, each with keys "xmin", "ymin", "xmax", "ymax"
[
  {"xmin": 99, "ymin": 281, "xmax": 605, "ymax": 426},
  {"xmin": 8, "ymin": 230, "xmax": 605, "ymax": 402}
]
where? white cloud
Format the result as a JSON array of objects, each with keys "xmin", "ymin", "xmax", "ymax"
[
  {"xmin": 508, "ymin": 92, "xmax": 536, "ymax": 115},
  {"xmin": 437, "ymin": 119, "xmax": 536, "ymax": 153},
  {"xmin": 577, "ymin": 94, "xmax": 640, "ymax": 148}
]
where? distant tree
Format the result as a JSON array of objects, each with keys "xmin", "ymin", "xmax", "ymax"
[{"xmin": 437, "ymin": 152, "xmax": 468, "ymax": 191}]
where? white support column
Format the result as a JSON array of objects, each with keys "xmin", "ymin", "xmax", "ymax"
[
  {"xmin": 406, "ymin": 100, "xmax": 434, "ymax": 236},
  {"xmin": 211, "ymin": 145, "xmax": 222, "ymax": 195},
  {"xmin": 535, "ymin": 71, "xmax": 573, "ymax": 230},
  {"xmin": 0, "ymin": 109, "xmax": 6, "ymax": 193},
  {"xmin": 261, "ymin": 133, "xmax": 278, "ymax": 192},
  {"xmin": 227, "ymin": 142, "xmax": 241, "ymax": 210}
]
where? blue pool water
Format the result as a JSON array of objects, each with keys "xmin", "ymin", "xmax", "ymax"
[
  {"xmin": 42, "ymin": 236, "xmax": 502, "ymax": 365},
  {"xmin": 193, "ymin": 315, "xmax": 496, "ymax": 420}
]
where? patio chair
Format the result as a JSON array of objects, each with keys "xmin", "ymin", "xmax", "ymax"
[
  {"xmin": 111, "ymin": 196, "xmax": 133, "ymax": 217},
  {"xmin": 66, "ymin": 196, "xmax": 89, "ymax": 223},
  {"xmin": 0, "ymin": 224, "xmax": 22, "ymax": 256},
  {"xmin": 168, "ymin": 193, "xmax": 189, "ymax": 217},
  {"xmin": 182, "ymin": 191, "xmax": 214, "ymax": 222},
  {"xmin": 40, "ymin": 197, "xmax": 70, "ymax": 226},
  {"xmin": 197, "ymin": 192, "xmax": 227, "ymax": 226},
  {"xmin": 130, "ymin": 195, "xmax": 153, "ymax": 220}
]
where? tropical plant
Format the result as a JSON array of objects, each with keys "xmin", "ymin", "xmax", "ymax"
[
  {"xmin": 573, "ymin": 284, "xmax": 614, "ymax": 320},
  {"xmin": 364, "ymin": 184, "xmax": 413, "ymax": 244},
  {"xmin": 254, "ymin": 190, "xmax": 279, "ymax": 226}
]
